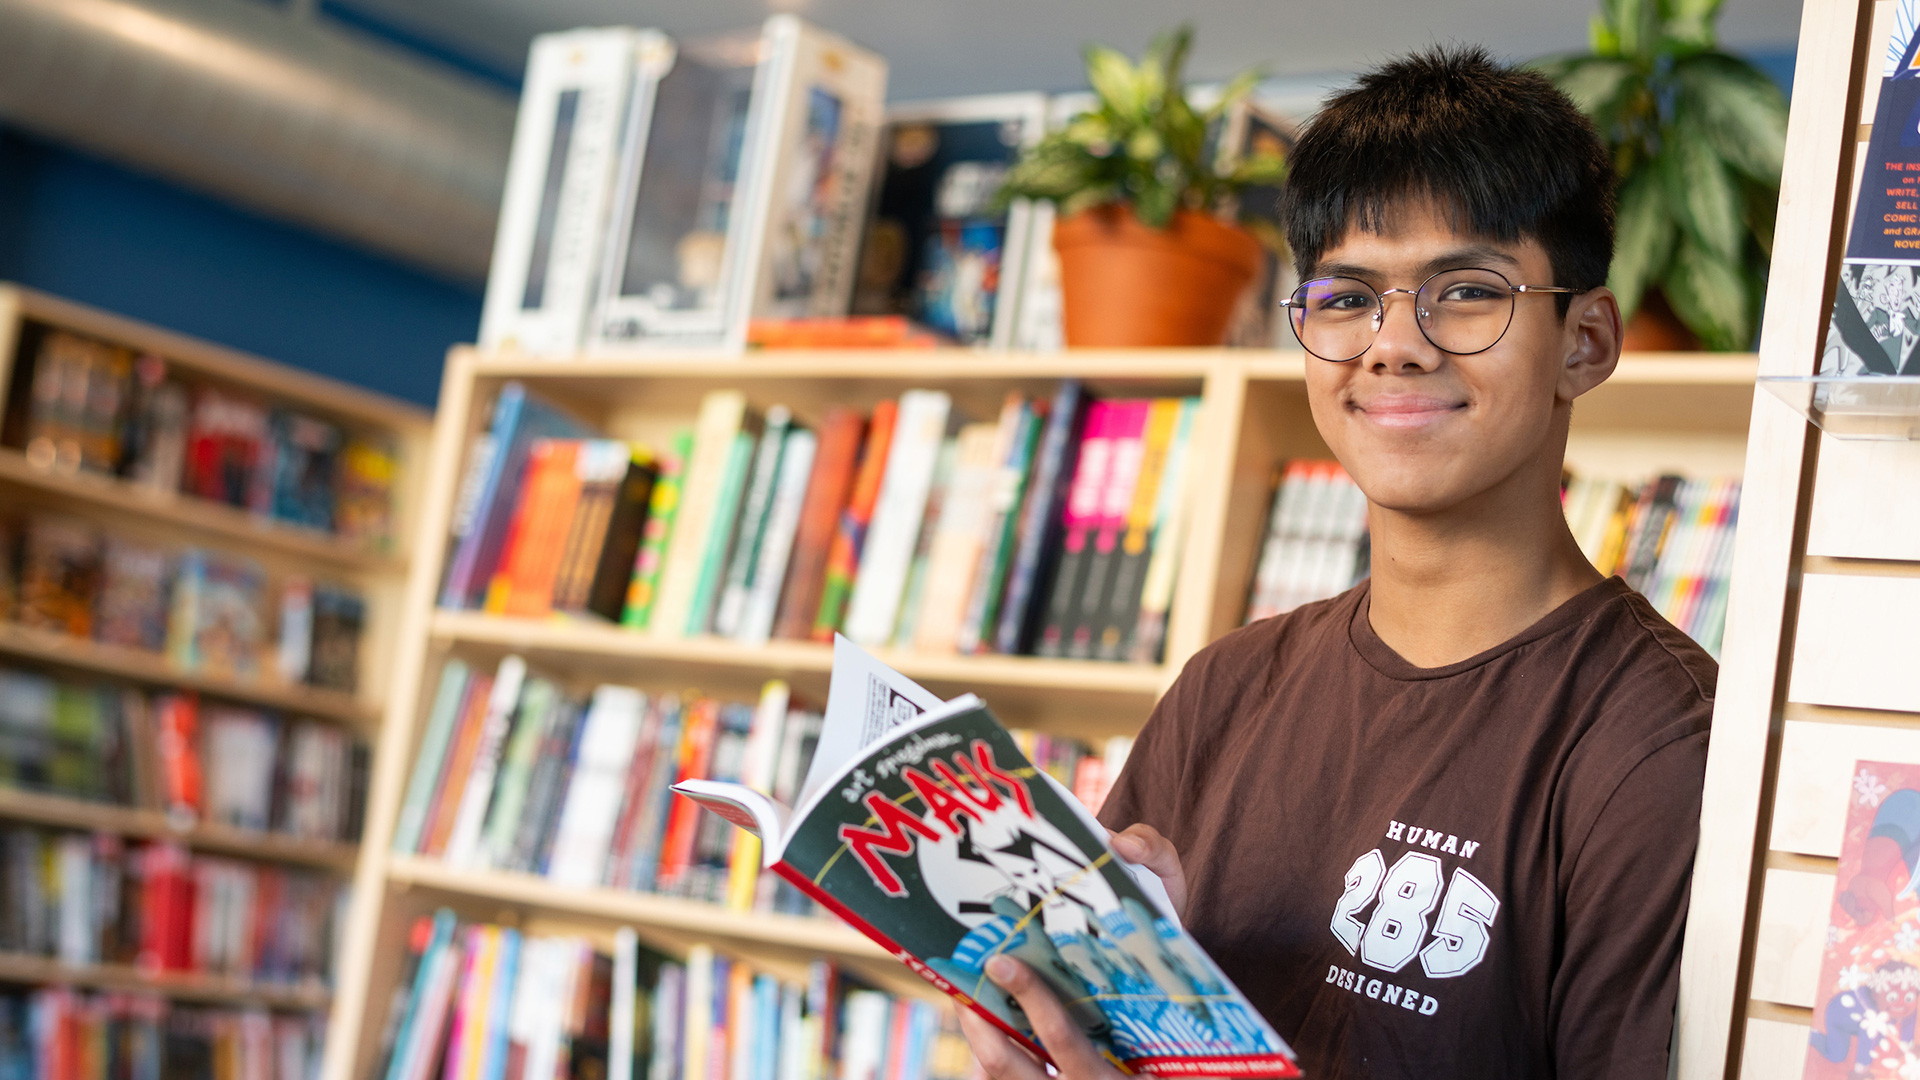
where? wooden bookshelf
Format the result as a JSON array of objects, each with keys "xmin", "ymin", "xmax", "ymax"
[
  {"xmin": 0, "ymin": 952, "xmax": 331, "ymax": 1010},
  {"xmin": 322, "ymin": 344, "xmax": 1762, "ymax": 1080},
  {"xmin": 0, "ymin": 285, "xmax": 430, "ymax": 1023},
  {"xmin": 0, "ymin": 621, "xmax": 380, "ymax": 729},
  {"xmin": 0, "ymin": 787, "xmax": 358, "ymax": 871}
]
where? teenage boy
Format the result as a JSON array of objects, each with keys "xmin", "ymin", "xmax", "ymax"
[{"xmin": 958, "ymin": 47, "xmax": 1713, "ymax": 1080}]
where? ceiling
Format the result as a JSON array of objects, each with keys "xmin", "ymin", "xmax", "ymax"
[{"xmin": 335, "ymin": 0, "xmax": 1807, "ymax": 103}]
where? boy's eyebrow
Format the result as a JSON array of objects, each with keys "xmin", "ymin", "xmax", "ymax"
[{"xmin": 1310, "ymin": 244, "xmax": 1527, "ymax": 282}]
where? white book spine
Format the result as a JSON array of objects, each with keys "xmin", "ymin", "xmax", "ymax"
[
  {"xmin": 737, "ymin": 431, "xmax": 818, "ymax": 645},
  {"xmin": 610, "ymin": 929, "xmax": 638, "ymax": 1080},
  {"xmin": 717, "ymin": 408, "xmax": 795, "ymax": 639},
  {"xmin": 843, "ymin": 390, "xmax": 953, "ymax": 646},
  {"xmin": 546, "ymin": 685, "xmax": 648, "ymax": 886}
]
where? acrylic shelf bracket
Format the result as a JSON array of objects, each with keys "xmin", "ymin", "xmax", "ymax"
[{"xmin": 1759, "ymin": 375, "xmax": 1920, "ymax": 440}]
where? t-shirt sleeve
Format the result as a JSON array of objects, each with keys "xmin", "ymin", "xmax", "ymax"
[
  {"xmin": 1096, "ymin": 650, "xmax": 1201, "ymax": 839},
  {"xmin": 1551, "ymin": 728, "xmax": 1708, "ymax": 1080}
]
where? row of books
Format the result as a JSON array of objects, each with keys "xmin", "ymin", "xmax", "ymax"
[
  {"xmin": 0, "ymin": 827, "xmax": 342, "ymax": 985},
  {"xmin": 394, "ymin": 655, "xmax": 1129, "ymax": 910},
  {"xmin": 443, "ymin": 382, "xmax": 1200, "ymax": 665},
  {"xmin": 480, "ymin": 19, "xmax": 1292, "ymax": 357},
  {"xmin": 0, "ymin": 665, "xmax": 368, "ymax": 843},
  {"xmin": 0, "ymin": 512, "xmax": 366, "ymax": 691},
  {"xmin": 5, "ymin": 327, "xmax": 398, "ymax": 546},
  {"xmin": 1565, "ymin": 473, "xmax": 1741, "ymax": 655},
  {"xmin": 1243, "ymin": 460, "xmax": 1369, "ymax": 623},
  {"xmin": 0, "ymin": 989, "xmax": 326, "ymax": 1080},
  {"xmin": 372, "ymin": 911, "xmax": 971, "ymax": 1080}
]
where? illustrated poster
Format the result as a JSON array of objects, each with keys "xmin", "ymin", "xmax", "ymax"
[{"xmin": 1805, "ymin": 759, "xmax": 1920, "ymax": 1078}]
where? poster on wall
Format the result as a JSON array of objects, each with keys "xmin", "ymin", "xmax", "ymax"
[
  {"xmin": 1804, "ymin": 759, "xmax": 1920, "ymax": 1078},
  {"xmin": 1825, "ymin": 0, "xmax": 1920, "ymax": 375}
]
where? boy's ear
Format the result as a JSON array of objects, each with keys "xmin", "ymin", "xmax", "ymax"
[{"xmin": 1557, "ymin": 287, "xmax": 1623, "ymax": 402}]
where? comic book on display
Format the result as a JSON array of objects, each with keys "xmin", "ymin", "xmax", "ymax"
[
  {"xmin": 480, "ymin": 28, "xmax": 674, "ymax": 356},
  {"xmin": 1216, "ymin": 100, "xmax": 1298, "ymax": 349},
  {"xmin": 1804, "ymin": 760, "xmax": 1920, "ymax": 1078},
  {"xmin": 674, "ymin": 638, "xmax": 1300, "ymax": 1079},
  {"xmin": 592, "ymin": 16, "xmax": 887, "ymax": 353},
  {"xmin": 851, "ymin": 95, "xmax": 1049, "ymax": 348},
  {"xmin": 1825, "ymin": 0, "xmax": 1920, "ymax": 375}
]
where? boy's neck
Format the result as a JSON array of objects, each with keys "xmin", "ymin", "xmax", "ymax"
[{"xmin": 1363, "ymin": 459, "xmax": 1602, "ymax": 669}]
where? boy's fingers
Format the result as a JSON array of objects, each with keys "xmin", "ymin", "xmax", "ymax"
[
  {"xmin": 957, "ymin": 1006, "xmax": 1050, "ymax": 1080},
  {"xmin": 985, "ymin": 956, "xmax": 1113, "ymax": 1078},
  {"xmin": 1109, "ymin": 823, "xmax": 1188, "ymax": 915}
]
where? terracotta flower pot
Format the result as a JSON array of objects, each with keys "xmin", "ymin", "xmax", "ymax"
[
  {"xmin": 1621, "ymin": 290, "xmax": 1702, "ymax": 352},
  {"xmin": 1053, "ymin": 205, "xmax": 1264, "ymax": 347}
]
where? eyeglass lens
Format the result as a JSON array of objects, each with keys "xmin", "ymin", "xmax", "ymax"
[{"xmin": 1288, "ymin": 268, "xmax": 1520, "ymax": 362}]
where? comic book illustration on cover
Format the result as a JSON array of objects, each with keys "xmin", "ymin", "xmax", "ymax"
[
  {"xmin": 675, "ymin": 638, "xmax": 1300, "ymax": 1078},
  {"xmin": 1826, "ymin": 0, "xmax": 1920, "ymax": 375},
  {"xmin": 1804, "ymin": 760, "xmax": 1920, "ymax": 1079}
]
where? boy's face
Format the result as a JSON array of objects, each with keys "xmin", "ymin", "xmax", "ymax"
[{"xmin": 1301, "ymin": 199, "xmax": 1617, "ymax": 516}]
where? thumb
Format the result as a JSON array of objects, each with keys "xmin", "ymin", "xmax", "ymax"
[{"xmin": 1109, "ymin": 823, "xmax": 1187, "ymax": 917}]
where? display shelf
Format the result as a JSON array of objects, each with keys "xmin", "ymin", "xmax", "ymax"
[
  {"xmin": 1760, "ymin": 374, "xmax": 1920, "ymax": 440},
  {"xmin": 0, "ymin": 787, "xmax": 358, "ymax": 871},
  {"xmin": 384, "ymin": 855, "xmax": 887, "ymax": 961},
  {"xmin": 0, "ymin": 952, "xmax": 331, "ymax": 1010},
  {"xmin": 0, "ymin": 449, "xmax": 407, "ymax": 573},
  {"xmin": 0, "ymin": 621, "xmax": 379, "ymax": 728},
  {"xmin": 428, "ymin": 610, "xmax": 1169, "ymax": 733},
  {"xmin": 466, "ymin": 347, "xmax": 1230, "ymax": 382}
]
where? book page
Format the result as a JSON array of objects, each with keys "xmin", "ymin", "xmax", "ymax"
[{"xmin": 796, "ymin": 635, "xmax": 944, "ymax": 806}]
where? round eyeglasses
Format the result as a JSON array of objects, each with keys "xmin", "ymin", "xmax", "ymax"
[{"xmin": 1279, "ymin": 267, "xmax": 1576, "ymax": 363}]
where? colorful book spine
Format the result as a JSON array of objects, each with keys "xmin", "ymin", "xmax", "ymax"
[
  {"xmin": 623, "ymin": 430, "xmax": 693, "ymax": 630},
  {"xmin": 1128, "ymin": 399, "xmax": 1201, "ymax": 663},
  {"xmin": 842, "ymin": 391, "xmax": 953, "ymax": 648},
  {"xmin": 1035, "ymin": 400, "xmax": 1114, "ymax": 658},
  {"xmin": 737, "ymin": 429, "xmax": 819, "ymax": 646},
  {"xmin": 957, "ymin": 397, "xmax": 1040, "ymax": 655},
  {"xmin": 811, "ymin": 400, "xmax": 899, "ymax": 641},
  {"xmin": 715, "ymin": 409, "xmax": 797, "ymax": 640},
  {"xmin": 1069, "ymin": 401, "xmax": 1149, "ymax": 659},
  {"xmin": 995, "ymin": 380, "xmax": 1084, "ymax": 656},
  {"xmin": 686, "ymin": 433, "xmax": 758, "ymax": 637},
  {"xmin": 651, "ymin": 392, "xmax": 749, "ymax": 639},
  {"xmin": 1097, "ymin": 398, "xmax": 1183, "ymax": 661}
]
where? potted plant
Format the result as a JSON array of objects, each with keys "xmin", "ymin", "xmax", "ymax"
[
  {"xmin": 1530, "ymin": 0, "xmax": 1788, "ymax": 351},
  {"xmin": 998, "ymin": 26, "xmax": 1288, "ymax": 347}
]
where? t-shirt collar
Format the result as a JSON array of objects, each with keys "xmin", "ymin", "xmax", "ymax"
[{"xmin": 1347, "ymin": 575, "xmax": 1634, "ymax": 681}]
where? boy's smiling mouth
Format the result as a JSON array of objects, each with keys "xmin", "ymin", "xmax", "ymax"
[{"xmin": 1349, "ymin": 392, "xmax": 1470, "ymax": 429}]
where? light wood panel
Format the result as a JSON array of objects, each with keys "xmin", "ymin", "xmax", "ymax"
[
  {"xmin": 1788, "ymin": 574, "xmax": 1920, "ymax": 713},
  {"xmin": 1805, "ymin": 436, "xmax": 1920, "ymax": 561},
  {"xmin": 1675, "ymin": 0, "xmax": 1874, "ymax": 1075},
  {"xmin": 0, "ymin": 787, "xmax": 357, "ymax": 871},
  {"xmin": 1772, "ymin": 720, "xmax": 1920, "ymax": 857},
  {"xmin": 1748, "ymin": 869, "xmax": 1835, "ymax": 1009},
  {"xmin": 1739, "ymin": 1018, "xmax": 1814, "ymax": 1080}
]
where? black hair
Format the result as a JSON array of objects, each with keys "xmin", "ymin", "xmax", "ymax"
[{"xmin": 1280, "ymin": 46, "xmax": 1615, "ymax": 309}]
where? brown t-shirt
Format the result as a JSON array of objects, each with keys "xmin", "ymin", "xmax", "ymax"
[{"xmin": 1098, "ymin": 576, "xmax": 1712, "ymax": 1080}]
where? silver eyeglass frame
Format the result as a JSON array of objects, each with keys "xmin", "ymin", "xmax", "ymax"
[{"xmin": 1278, "ymin": 267, "xmax": 1578, "ymax": 362}]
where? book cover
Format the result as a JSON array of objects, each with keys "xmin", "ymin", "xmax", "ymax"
[
  {"xmin": 1128, "ymin": 400, "xmax": 1202, "ymax": 664},
  {"xmin": 1097, "ymin": 399, "xmax": 1184, "ymax": 661},
  {"xmin": 93, "ymin": 537, "xmax": 169, "ymax": 653},
  {"xmin": 1805, "ymin": 760, "xmax": 1920, "ymax": 1078},
  {"xmin": 685, "ymin": 432, "xmax": 759, "ymax": 637},
  {"xmin": 912, "ymin": 422, "xmax": 1005, "ymax": 654},
  {"xmin": 995, "ymin": 380, "xmax": 1085, "ymax": 656},
  {"xmin": 17, "ymin": 517, "xmax": 101, "ymax": 639},
  {"xmin": 715, "ymin": 408, "xmax": 797, "ymax": 640},
  {"xmin": 774, "ymin": 408, "xmax": 864, "ymax": 642},
  {"xmin": 585, "ymin": 450, "xmax": 661, "ymax": 623},
  {"xmin": 165, "ymin": 550, "xmax": 268, "ymax": 679},
  {"xmin": 182, "ymin": 387, "xmax": 267, "ymax": 508},
  {"xmin": 622, "ymin": 430, "xmax": 692, "ymax": 630},
  {"xmin": 651, "ymin": 391, "xmax": 749, "ymax": 638},
  {"xmin": 337, "ymin": 436, "xmax": 399, "ymax": 550},
  {"xmin": 489, "ymin": 439, "xmax": 586, "ymax": 617},
  {"xmin": 1070, "ymin": 401, "xmax": 1149, "ymax": 659},
  {"xmin": 258, "ymin": 409, "xmax": 341, "ymax": 531},
  {"xmin": 309, "ymin": 584, "xmax": 366, "ymax": 693},
  {"xmin": 1035, "ymin": 401, "xmax": 1114, "ymax": 658},
  {"xmin": 811, "ymin": 399, "xmax": 899, "ymax": 641},
  {"xmin": 843, "ymin": 390, "xmax": 952, "ymax": 647},
  {"xmin": 850, "ymin": 95, "xmax": 1048, "ymax": 348},
  {"xmin": 675, "ymin": 639, "xmax": 1299, "ymax": 1078}
]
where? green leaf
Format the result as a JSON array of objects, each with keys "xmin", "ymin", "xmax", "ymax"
[
  {"xmin": 1589, "ymin": 13, "xmax": 1622, "ymax": 56},
  {"xmin": 1673, "ymin": 52, "xmax": 1788, "ymax": 186},
  {"xmin": 1126, "ymin": 129, "xmax": 1164, "ymax": 162},
  {"xmin": 1663, "ymin": 238, "xmax": 1752, "ymax": 349},
  {"xmin": 1085, "ymin": 45, "xmax": 1145, "ymax": 118},
  {"xmin": 1542, "ymin": 56, "xmax": 1643, "ymax": 132},
  {"xmin": 1600, "ymin": 0, "xmax": 1655, "ymax": 57},
  {"xmin": 1205, "ymin": 69, "xmax": 1262, "ymax": 121},
  {"xmin": 1609, "ymin": 168, "xmax": 1676, "ymax": 321},
  {"xmin": 1659, "ymin": 121, "xmax": 1743, "ymax": 261},
  {"xmin": 1659, "ymin": 0, "xmax": 1722, "ymax": 51},
  {"xmin": 1132, "ymin": 179, "xmax": 1180, "ymax": 228},
  {"xmin": 1227, "ymin": 153, "xmax": 1288, "ymax": 187}
]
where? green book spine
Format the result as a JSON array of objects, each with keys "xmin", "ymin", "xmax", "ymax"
[
  {"xmin": 685, "ymin": 433, "xmax": 756, "ymax": 637},
  {"xmin": 392, "ymin": 660, "xmax": 471, "ymax": 854},
  {"xmin": 622, "ymin": 430, "xmax": 692, "ymax": 630},
  {"xmin": 477, "ymin": 678, "xmax": 557, "ymax": 868}
]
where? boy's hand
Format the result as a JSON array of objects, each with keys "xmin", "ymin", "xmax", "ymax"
[
  {"xmin": 958, "ymin": 956, "xmax": 1129, "ymax": 1080},
  {"xmin": 1110, "ymin": 823, "xmax": 1187, "ymax": 917}
]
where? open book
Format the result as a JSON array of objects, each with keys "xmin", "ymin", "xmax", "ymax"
[{"xmin": 674, "ymin": 637, "xmax": 1300, "ymax": 1078}]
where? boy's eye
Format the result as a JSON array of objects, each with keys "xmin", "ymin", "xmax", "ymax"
[
  {"xmin": 1437, "ymin": 283, "xmax": 1503, "ymax": 303},
  {"xmin": 1316, "ymin": 291, "xmax": 1374, "ymax": 313}
]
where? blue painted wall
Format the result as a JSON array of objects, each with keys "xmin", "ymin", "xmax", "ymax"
[{"xmin": 0, "ymin": 125, "xmax": 479, "ymax": 409}]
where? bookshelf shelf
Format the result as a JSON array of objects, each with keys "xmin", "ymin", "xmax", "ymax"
[
  {"xmin": 384, "ymin": 855, "xmax": 887, "ymax": 960},
  {"xmin": 0, "ymin": 952, "xmax": 331, "ymax": 1010},
  {"xmin": 0, "ymin": 621, "xmax": 380, "ymax": 728},
  {"xmin": 0, "ymin": 788, "xmax": 359, "ymax": 871},
  {"xmin": 0, "ymin": 449, "xmax": 407, "ymax": 573},
  {"xmin": 429, "ymin": 609, "xmax": 1169, "ymax": 706}
]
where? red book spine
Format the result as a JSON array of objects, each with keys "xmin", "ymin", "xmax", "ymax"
[
  {"xmin": 774, "ymin": 408, "xmax": 865, "ymax": 641},
  {"xmin": 811, "ymin": 400, "xmax": 899, "ymax": 641},
  {"xmin": 653, "ymin": 698, "xmax": 720, "ymax": 894}
]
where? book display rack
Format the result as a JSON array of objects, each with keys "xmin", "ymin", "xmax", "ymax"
[
  {"xmin": 322, "ymin": 342, "xmax": 1758, "ymax": 1080},
  {"xmin": 0, "ymin": 285, "xmax": 431, "ymax": 1059}
]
